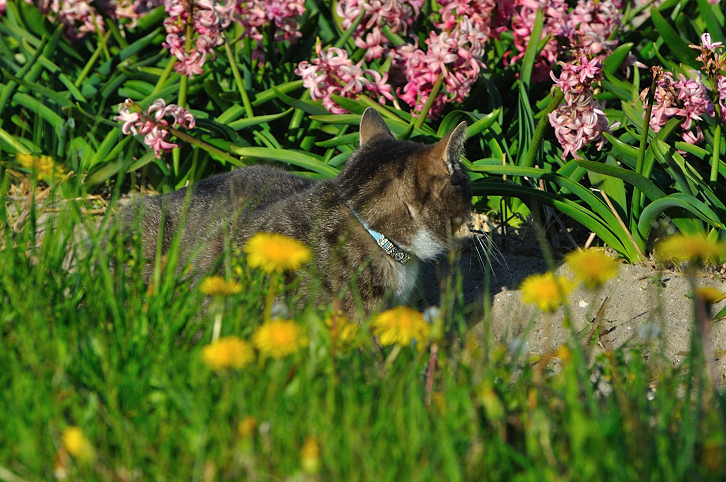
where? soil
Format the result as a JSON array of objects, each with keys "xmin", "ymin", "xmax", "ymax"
[{"xmin": 419, "ymin": 215, "xmax": 726, "ymax": 386}]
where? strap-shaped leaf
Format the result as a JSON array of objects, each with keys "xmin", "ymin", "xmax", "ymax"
[
  {"xmin": 603, "ymin": 43, "xmax": 635, "ymax": 75},
  {"xmin": 228, "ymin": 146, "xmax": 339, "ymax": 177},
  {"xmin": 637, "ymin": 193, "xmax": 725, "ymax": 241},
  {"xmin": 469, "ymin": 164, "xmax": 623, "ymax": 232},
  {"xmin": 575, "ymin": 159, "xmax": 666, "ymax": 201},
  {"xmin": 650, "ymin": 7, "xmax": 699, "ymax": 66},
  {"xmin": 472, "ymin": 180, "xmax": 633, "ymax": 259}
]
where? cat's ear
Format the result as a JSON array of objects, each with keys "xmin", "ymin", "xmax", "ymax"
[
  {"xmin": 430, "ymin": 121, "xmax": 467, "ymax": 175},
  {"xmin": 359, "ymin": 108, "xmax": 395, "ymax": 145}
]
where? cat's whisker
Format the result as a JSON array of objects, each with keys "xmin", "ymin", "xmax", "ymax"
[{"xmin": 473, "ymin": 235, "xmax": 491, "ymax": 273}]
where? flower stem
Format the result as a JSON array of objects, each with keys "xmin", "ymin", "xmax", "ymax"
[
  {"xmin": 128, "ymin": 101, "xmax": 244, "ymax": 166},
  {"xmin": 174, "ymin": 16, "xmax": 195, "ymax": 178},
  {"xmin": 630, "ymin": 68, "xmax": 658, "ymax": 242},
  {"xmin": 211, "ymin": 300, "xmax": 223, "ymax": 342},
  {"xmin": 151, "ymin": 57, "xmax": 177, "ymax": 98},
  {"xmin": 414, "ymin": 74, "xmax": 445, "ymax": 130},
  {"xmin": 382, "ymin": 344, "xmax": 401, "ymax": 376},
  {"xmin": 520, "ymin": 87, "xmax": 564, "ymax": 168},
  {"xmin": 425, "ymin": 343, "xmax": 439, "ymax": 407},
  {"xmin": 224, "ymin": 33, "xmax": 254, "ymax": 118},
  {"xmin": 165, "ymin": 125, "xmax": 245, "ymax": 166}
]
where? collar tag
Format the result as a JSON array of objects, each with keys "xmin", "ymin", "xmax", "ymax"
[{"xmin": 348, "ymin": 206, "xmax": 411, "ymax": 264}]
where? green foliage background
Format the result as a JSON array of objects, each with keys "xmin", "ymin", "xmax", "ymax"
[{"xmin": 1, "ymin": 0, "xmax": 725, "ymax": 260}]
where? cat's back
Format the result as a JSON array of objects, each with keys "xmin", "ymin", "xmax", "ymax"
[
  {"xmin": 121, "ymin": 165, "xmax": 317, "ymax": 264},
  {"xmin": 127, "ymin": 165, "xmax": 315, "ymax": 223},
  {"xmin": 166, "ymin": 165, "xmax": 315, "ymax": 211}
]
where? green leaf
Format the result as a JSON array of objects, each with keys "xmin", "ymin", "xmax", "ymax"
[
  {"xmin": 227, "ymin": 146, "xmax": 339, "ymax": 177},
  {"xmin": 603, "ymin": 43, "xmax": 634, "ymax": 75},
  {"xmin": 674, "ymin": 141, "xmax": 709, "ymax": 160},
  {"xmin": 118, "ymin": 28, "xmax": 164, "ymax": 61},
  {"xmin": 602, "ymin": 131, "xmax": 639, "ymax": 165},
  {"xmin": 310, "ymin": 112, "xmax": 420, "ymax": 137},
  {"xmin": 272, "ymin": 87, "xmax": 328, "ymax": 115},
  {"xmin": 315, "ymin": 132, "xmax": 358, "ymax": 147},
  {"xmin": 637, "ymin": 194, "xmax": 724, "ymax": 242},
  {"xmin": 519, "ymin": 8, "xmax": 544, "ymax": 87},
  {"xmin": 86, "ymin": 130, "xmax": 121, "ymax": 171},
  {"xmin": 468, "ymin": 164, "xmax": 626, "ymax": 240},
  {"xmin": 697, "ymin": 0, "xmax": 725, "ymax": 43},
  {"xmin": 464, "ymin": 109, "xmax": 502, "ymax": 139},
  {"xmin": 574, "ymin": 159, "xmax": 666, "ymax": 201},
  {"xmin": 215, "ymin": 105, "xmax": 244, "ymax": 126},
  {"xmin": 1, "ymin": 68, "xmax": 73, "ymax": 108},
  {"xmin": 86, "ymin": 147, "xmax": 154, "ymax": 186},
  {"xmin": 13, "ymin": 92, "xmax": 64, "ymax": 133},
  {"xmin": 0, "ymin": 126, "xmax": 30, "ymax": 154},
  {"xmin": 253, "ymin": 80, "xmax": 304, "ymax": 106},
  {"xmin": 227, "ymin": 109, "xmax": 293, "ymax": 131},
  {"xmin": 472, "ymin": 180, "xmax": 633, "ymax": 259},
  {"xmin": 650, "ymin": 7, "xmax": 699, "ymax": 67},
  {"xmin": 601, "ymin": 78, "xmax": 635, "ymax": 102}
]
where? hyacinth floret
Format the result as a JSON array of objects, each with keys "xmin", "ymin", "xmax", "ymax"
[
  {"xmin": 549, "ymin": 52, "xmax": 611, "ymax": 158},
  {"xmin": 509, "ymin": 0, "xmax": 569, "ymax": 82},
  {"xmin": 336, "ymin": 0, "xmax": 424, "ymax": 62},
  {"xmin": 11, "ymin": 0, "xmax": 163, "ymax": 39},
  {"xmin": 235, "ymin": 0, "xmax": 305, "ymax": 61},
  {"xmin": 161, "ymin": 0, "xmax": 305, "ymax": 75},
  {"xmin": 509, "ymin": 0, "xmax": 623, "ymax": 83},
  {"xmin": 115, "ymin": 98, "xmax": 195, "ymax": 158},
  {"xmin": 163, "ymin": 0, "xmax": 226, "ymax": 78},
  {"xmin": 690, "ymin": 32, "xmax": 726, "ymax": 78},
  {"xmin": 295, "ymin": 41, "xmax": 393, "ymax": 114},
  {"xmin": 689, "ymin": 32, "xmax": 726, "ymax": 127},
  {"xmin": 718, "ymin": 75, "xmax": 726, "ymax": 126},
  {"xmin": 648, "ymin": 69, "xmax": 716, "ymax": 145}
]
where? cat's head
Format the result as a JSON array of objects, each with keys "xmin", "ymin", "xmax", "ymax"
[{"xmin": 336, "ymin": 108, "xmax": 471, "ymax": 261}]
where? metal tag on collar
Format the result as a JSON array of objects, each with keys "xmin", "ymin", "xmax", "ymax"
[{"xmin": 348, "ymin": 206, "xmax": 411, "ymax": 264}]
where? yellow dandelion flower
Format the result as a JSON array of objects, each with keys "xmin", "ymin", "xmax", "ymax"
[
  {"xmin": 17, "ymin": 153, "xmax": 65, "ymax": 182},
  {"xmin": 199, "ymin": 276, "xmax": 242, "ymax": 296},
  {"xmin": 201, "ymin": 336, "xmax": 254, "ymax": 370},
  {"xmin": 372, "ymin": 306, "xmax": 430, "ymax": 346},
  {"xmin": 244, "ymin": 232, "xmax": 312, "ymax": 274},
  {"xmin": 695, "ymin": 286, "xmax": 726, "ymax": 305},
  {"xmin": 325, "ymin": 310, "xmax": 359, "ymax": 349},
  {"xmin": 252, "ymin": 319, "xmax": 308, "ymax": 358},
  {"xmin": 656, "ymin": 234, "xmax": 726, "ymax": 265},
  {"xmin": 300, "ymin": 436, "xmax": 321, "ymax": 474},
  {"xmin": 61, "ymin": 427, "xmax": 94, "ymax": 462},
  {"xmin": 556, "ymin": 345, "xmax": 573, "ymax": 364},
  {"xmin": 520, "ymin": 272, "xmax": 574, "ymax": 312},
  {"xmin": 564, "ymin": 248, "xmax": 619, "ymax": 289},
  {"xmin": 238, "ymin": 416, "xmax": 257, "ymax": 439}
]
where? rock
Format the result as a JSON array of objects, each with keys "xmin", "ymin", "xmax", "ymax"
[{"xmin": 463, "ymin": 260, "xmax": 726, "ymax": 384}]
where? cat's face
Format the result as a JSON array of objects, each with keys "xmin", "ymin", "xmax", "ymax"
[{"xmin": 337, "ymin": 109, "xmax": 471, "ymax": 261}]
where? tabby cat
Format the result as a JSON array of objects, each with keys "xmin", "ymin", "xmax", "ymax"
[{"xmin": 120, "ymin": 108, "xmax": 471, "ymax": 317}]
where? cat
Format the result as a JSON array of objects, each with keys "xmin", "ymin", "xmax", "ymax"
[{"xmin": 119, "ymin": 108, "xmax": 471, "ymax": 318}]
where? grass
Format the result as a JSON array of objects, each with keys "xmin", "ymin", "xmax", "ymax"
[
  {"xmin": 1, "ymin": 173, "xmax": 726, "ymax": 481},
  {"xmin": 2, "ymin": 0, "xmax": 726, "ymax": 478}
]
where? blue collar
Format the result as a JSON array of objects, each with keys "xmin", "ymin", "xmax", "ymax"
[{"xmin": 348, "ymin": 206, "xmax": 412, "ymax": 264}]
